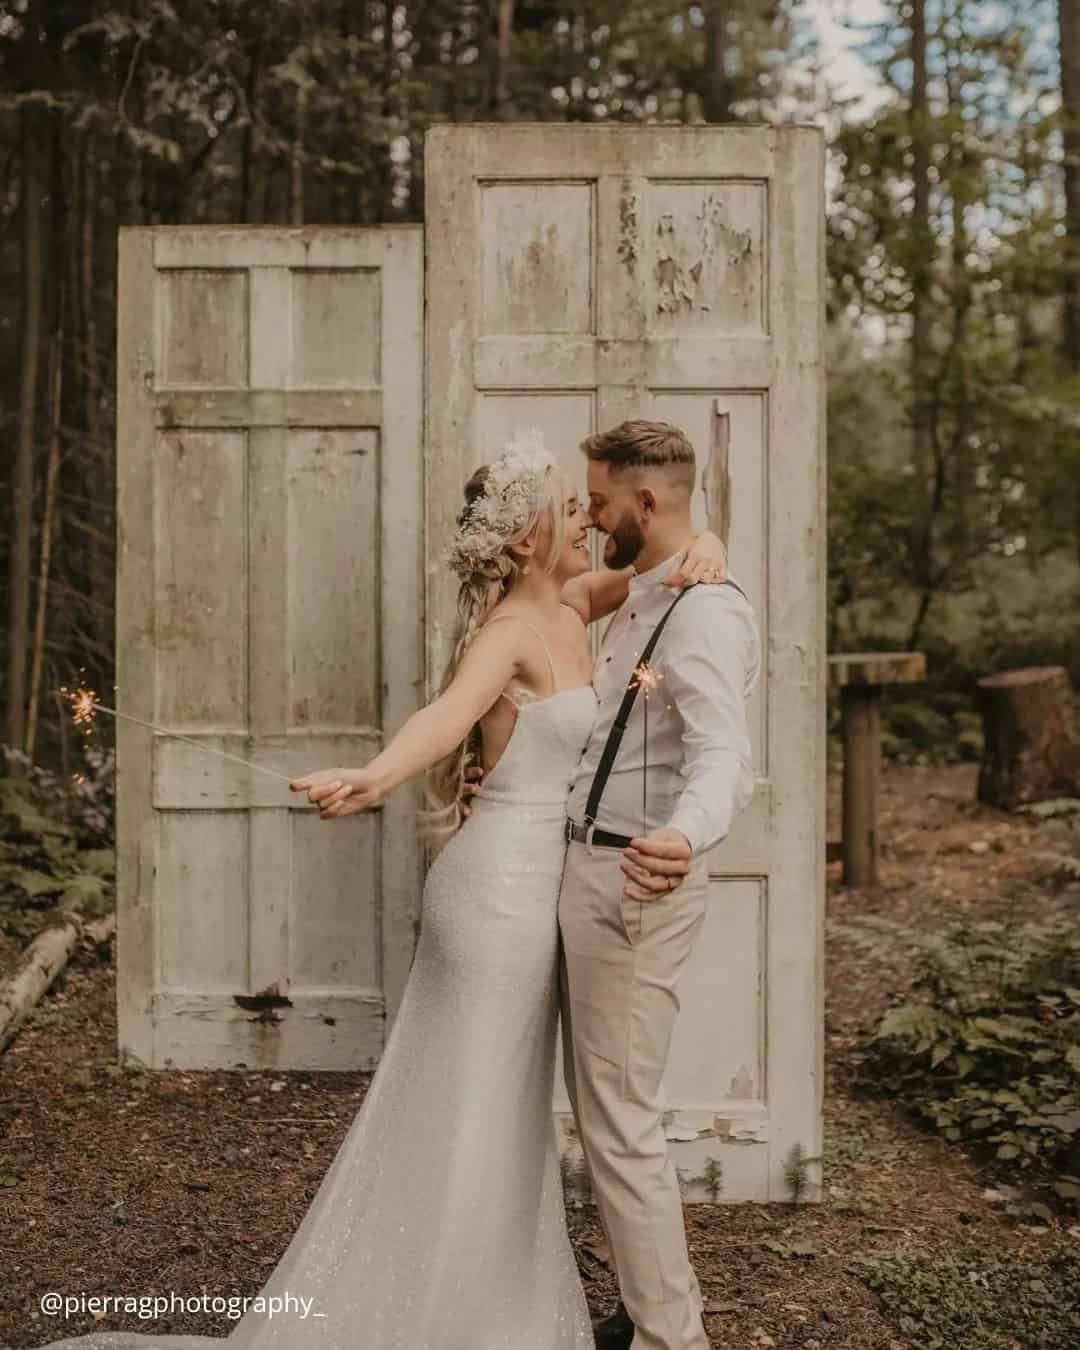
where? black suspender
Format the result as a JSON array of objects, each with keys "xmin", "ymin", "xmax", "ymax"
[{"xmin": 581, "ymin": 577, "xmax": 748, "ymax": 844}]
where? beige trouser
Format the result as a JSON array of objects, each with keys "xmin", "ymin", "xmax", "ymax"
[{"xmin": 558, "ymin": 837, "xmax": 711, "ymax": 1350}]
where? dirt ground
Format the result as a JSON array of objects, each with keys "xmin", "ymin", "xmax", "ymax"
[{"xmin": 2, "ymin": 761, "xmax": 1078, "ymax": 1350}]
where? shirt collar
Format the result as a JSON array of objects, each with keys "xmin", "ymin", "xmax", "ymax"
[{"xmin": 628, "ymin": 550, "xmax": 684, "ymax": 592}]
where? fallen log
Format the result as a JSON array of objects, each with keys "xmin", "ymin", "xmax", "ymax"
[
  {"xmin": 0, "ymin": 876, "xmax": 114, "ymax": 1053},
  {"xmin": 976, "ymin": 665, "xmax": 1080, "ymax": 810}
]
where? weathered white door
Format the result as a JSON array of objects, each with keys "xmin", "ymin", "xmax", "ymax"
[
  {"xmin": 425, "ymin": 126, "xmax": 825, "ymax": 1201},
  {"xmin": 116, "ymin": 226, "xmax": 424, "ymax": 1070}
]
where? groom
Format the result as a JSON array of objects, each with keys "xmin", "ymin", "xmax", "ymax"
[{"xmin": 560, "ymin": 419, "xmax": 760, "ymax": 1350}]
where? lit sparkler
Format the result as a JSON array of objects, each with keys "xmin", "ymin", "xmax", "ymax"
[
  {"xmin": 630, "ymin": 661, "xmax": 662, "ymax": 695},
  {"xmin": 629, "ymin": 661, "xmax": 665, "ymax": 834},
  {"xmin": 58, "ymin": 684, "xmax": 296, "ymax": 784}
]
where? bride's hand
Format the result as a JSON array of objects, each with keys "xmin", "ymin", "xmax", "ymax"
[
  {"xmin": 664, "ymin": 530, "xmax": 727, "ymax": 588},
  {"xmin": 289, "ymin": 767, "xmax": 383, "ymax": 818}
]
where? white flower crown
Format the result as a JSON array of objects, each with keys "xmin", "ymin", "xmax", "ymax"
[{"xmin": 444, "ymin": 428, "xmax": 558, "ymax": 582}]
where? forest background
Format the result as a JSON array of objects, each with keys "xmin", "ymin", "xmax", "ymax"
[{"xmin": 1, "ymin": 0, "xmax": 1079, "ymax": 771}]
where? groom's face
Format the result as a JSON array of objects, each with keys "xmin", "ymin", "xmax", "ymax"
[{"xmin": 586, "ymin": 460, "xmax": 646, "ymax": 571}]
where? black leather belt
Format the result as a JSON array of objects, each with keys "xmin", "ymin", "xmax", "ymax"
[{"xmin": 564, "ymin": 818, "xmax": 634, "ymax": 850}]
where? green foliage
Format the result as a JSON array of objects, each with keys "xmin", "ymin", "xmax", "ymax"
[
  {"xmin": 0, "ymin": 744, "xmax": 115, "ymax": 949},
  {"xmin": 882, "ymin": 698, "xmax": 951, "ymax": 750},
  {"xmin": 851, "ymin": 1245, "xmax": 1080, "ymax": 1350},
  {"xmin": 782, "ymin": 1140, "xmax": 819, "ymax": 1204},
  {"xmin": 852, "ymin": 910, "xmax": 1080, "ymax": 1208},
  {"xmin": 827, "ymin": 684, "xmax": 983, "ymax": 765},
  {"xmin": 511, "ymin": 1, "xmax": 807, "ymax": 125},
  {"xmin": 676, "ymin": 1155, "xmax": 724, "ymax": 1202},
  {"xmin": 880, "ymin": 700, "xmax": 983, "ymax": 764},
  {"xmin": 826, "ymin": 1, "xmax": 1080, "ymax": 657},
  {"xmin": 1016, "ymin": 799, "xmax": 1080, "ymax": 886},
  {"xmin": 1, "ymin": 0, "xmax": 1074, "ymax": 795},
  {"xmin": 1019, "ymin": 799, "xmax": 1080, "ymax": 820}
]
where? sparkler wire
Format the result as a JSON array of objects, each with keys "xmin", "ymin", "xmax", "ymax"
[{"xmin": 65, "ymin": 695, "xmax": 296, "ymax": 785}]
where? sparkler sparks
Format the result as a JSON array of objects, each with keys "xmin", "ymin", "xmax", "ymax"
[
  {"xmin": 57, "ymin": 684, "xmax": 296, "ymax": 785},
  {"xmin": 68, "ymin": 686, "xmax": 97, "ymax": 727},
  {"xmin": 630, "ymin": 660, "xmax": 663, "ymax": 693},
  {"xmin": 627, "ymin": 661, "xmax": 666, "ymax": 835}
]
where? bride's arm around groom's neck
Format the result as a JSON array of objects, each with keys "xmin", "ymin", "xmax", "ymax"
[{"xmin": 560, "ymin": 564, "xmax": 635, "ymax": 625}]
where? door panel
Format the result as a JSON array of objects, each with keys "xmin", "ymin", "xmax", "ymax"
[
  {"xmin": 117, "ymin": 227, "xmax": 424, "ymax": 1071},
  {"xmin": 426, "ymin": 126, "xmax": 825, "ymax": 1201}
]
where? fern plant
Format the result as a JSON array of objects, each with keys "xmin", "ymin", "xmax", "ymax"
[
  {"xmin": 1017, "ymin": 798, "xmax": 1080, "ymax": 884},
  {"xmin": 850, "ymin": 907, "xmax": 1080, "ymax": 1208}
]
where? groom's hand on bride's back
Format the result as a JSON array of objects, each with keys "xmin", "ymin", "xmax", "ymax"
[
  {"xmin": 460, "ymin": 760, "xmax": 484, "ymax": 817},
  {"xmin": 620, "ymin": 828, "xmax": 692, "ymax": 900}
]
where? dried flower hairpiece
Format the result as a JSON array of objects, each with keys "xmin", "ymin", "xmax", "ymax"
[{"xmin": 444, "ymin": 428, "xmax": 557, "ymax": 581}]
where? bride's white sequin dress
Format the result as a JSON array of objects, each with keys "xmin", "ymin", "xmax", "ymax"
[{"xmin": 33, "ymin": 653, "xmax": 600, "ymax": 1350}]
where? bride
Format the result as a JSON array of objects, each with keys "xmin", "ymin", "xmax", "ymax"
[{"xmin": 34, "ymin": 431, "xmax": 726, "ymax": 1350}]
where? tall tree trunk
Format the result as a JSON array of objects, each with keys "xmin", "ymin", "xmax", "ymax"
[
  {"xmin": 80, "ymin": 131, "xmax": 97, "ymax": 440},
  {"xmin": 408, "ymin": 0, "xmax": 437, "ymax": 218},
  {"xmin": 1060, "ymin": 0, "xmax": 1080, "ymax": 368},
  {"xmin": 26, "ymin": 327, "xmax": 63, "ymax": 763},
  {"xmin": 82, "ymin": 136, "xmax": 101, "ymax": 446},
  {"xmin": 383, "ymin": 0, "xmax": 398, "ymax": 217},
  {"xmin": 241, "ymin": 39, "xmax": 264, "ymax": 223},
  {"xmin": 944, "ymin": 3, "xmax": 973, "ymax": 558},
  {"xmin": 908, "ymin": 0, "xmax": 935, "ymax": 621},
  {"xmin": 494, "ymin": 0, "xmax": 514, "ymax": 118},
  {"xmin": 703, "ymin": 2, "xmax": 733, "ymax": 122},
  {"xmin": 291, "ymin": 84, "xmax": 307, "ymax": 225},
  {"xmin": 7, "ymin": 105, "xmax": 52, "ymax": 766}
]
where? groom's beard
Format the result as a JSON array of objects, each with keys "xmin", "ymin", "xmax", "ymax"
[{"xmin": 603, "ymin": 512, "xmax": 646, "ymax": 570}]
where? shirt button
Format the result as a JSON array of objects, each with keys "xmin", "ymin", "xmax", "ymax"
[
  {"xmin": 605, "ymin": 656, "xmax": 612, "ymax": 662},
  {"xmin": 630, "ymin": 612, "xmax": 636, "ymax": 619}
]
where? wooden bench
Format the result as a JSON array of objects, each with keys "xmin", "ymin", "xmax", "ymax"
[{"xmin": 827, "ymin": 652, "xmax": 927, "ymax": 886}]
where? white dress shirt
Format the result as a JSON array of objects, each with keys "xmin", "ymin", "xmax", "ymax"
[{"xmin": 567, "ymin": 550, "xmax": 761, "ymax": 857}]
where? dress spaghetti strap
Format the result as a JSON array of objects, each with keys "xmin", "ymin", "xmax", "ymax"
[{"xmin": 483, "ymin": 613, "xmax": 559, "ymax": 701}]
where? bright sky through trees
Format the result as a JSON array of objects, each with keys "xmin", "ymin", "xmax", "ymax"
[{"xmin": 808, "ymin": 0, "xmax": 887, "ymax": 111}]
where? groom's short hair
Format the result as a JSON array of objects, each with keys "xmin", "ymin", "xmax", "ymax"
[{"xmin": 580, "ymin": 420, "xmax": 696, "ymax": 498}]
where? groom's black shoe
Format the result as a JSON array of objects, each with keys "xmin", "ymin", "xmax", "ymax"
[{"xmin": 591, "ymin": 1301, "xmax": 635, "ymax": 1350}]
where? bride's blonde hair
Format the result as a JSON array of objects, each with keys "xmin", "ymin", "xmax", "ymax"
[{"xmin": 418, "ymin": 431, "xmax": 568, "ymax": 848}]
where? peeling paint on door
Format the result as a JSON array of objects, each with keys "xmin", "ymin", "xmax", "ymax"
[
  {"xmin": 618, "ymin": 180, "xmax": 639, "ymax": 273},
  {"xmin": 654, "ymin": 190, "xmax": 757, "ymax": 317},
  {"xmin": 728, "ymin": 1063, "xmax": 755, "ymax": 1099}
]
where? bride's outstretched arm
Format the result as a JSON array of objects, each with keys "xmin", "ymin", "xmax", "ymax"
[
  {"xmin": 289, "ymin": 621, "xmax": 522, "ymax": 816},
  {"xmin": 559, "ymin": 529, "xmax": 728, "ymax": 624}
]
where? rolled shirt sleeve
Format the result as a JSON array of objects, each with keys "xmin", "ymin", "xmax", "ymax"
[{"xmin": 658, "ymin": 590, "xmax": 760, "ymax": 857}]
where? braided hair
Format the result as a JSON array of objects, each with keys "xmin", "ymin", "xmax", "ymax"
[{"xmin": 418, "ymin": 454, "xmax": 567, "ymax": 848}]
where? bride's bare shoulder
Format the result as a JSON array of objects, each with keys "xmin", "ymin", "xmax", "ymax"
[{"xmin": 479, "ymin": 603, "xmax": 548, "ymax": 655}]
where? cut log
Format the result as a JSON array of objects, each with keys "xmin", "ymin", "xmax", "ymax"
[
  {"xmin": 0, "ymin": 885, "xmax": 114, "ymax": 1053},
  {"xmin": 975, "ymin": 666, "xmax": 1080, "ymax": 810}
]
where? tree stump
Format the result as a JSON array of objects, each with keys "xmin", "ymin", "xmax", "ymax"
[{"xmin": 975, "ymin": 666, "xmax": 1080, "ymax": 810}]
